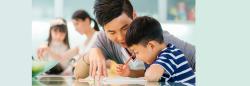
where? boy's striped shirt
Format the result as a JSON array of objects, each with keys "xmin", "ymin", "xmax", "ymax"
[{"xmin": 146, "ymin": 43, "xmax": 195, "ymax": 83}]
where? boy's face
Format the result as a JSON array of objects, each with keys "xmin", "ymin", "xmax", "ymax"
[
  {"xmin": 129, "ymin": 43, "xmax": 157, "ymax": 64},
  {"xmin": 103, "ymin": 12, "xmax": 135, "ymax": 48}
]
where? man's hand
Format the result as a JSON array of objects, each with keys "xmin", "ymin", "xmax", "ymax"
[
  {"xmin": 115, "ymin": 64, "xmax": 131, "ymax": 77},
  {"xmin": 88, "ymin": 48, "xmax": 107, "ymax": 80}
]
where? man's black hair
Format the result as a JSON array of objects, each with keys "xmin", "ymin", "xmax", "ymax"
[
  {"xmin": 125, "ymin": 16, "xmax": 164, "ymax": 47},
  {"xmin": 94, "ymin": 0, "xmax": 133, "ymax": 26}
]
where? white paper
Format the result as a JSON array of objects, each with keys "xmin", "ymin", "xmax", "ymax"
[{"xmin": 78, "ymin": 76, "xmax": 146, "ymax": 85}]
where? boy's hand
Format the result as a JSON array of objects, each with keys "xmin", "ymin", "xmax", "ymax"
[{"xmin": 115, "ymin": 64, "xmax": 131, "ymax": 77}]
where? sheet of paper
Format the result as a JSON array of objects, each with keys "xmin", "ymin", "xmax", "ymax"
[{"xmin": 78, "ymin": 76, "xmax": 146, "ymax": 85}]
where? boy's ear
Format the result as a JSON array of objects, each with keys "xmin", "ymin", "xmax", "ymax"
[
  {"xmin": 132, "ymin": 10, "xmax": 137, "ymax": 20},
  {"xmin": 147, "ymin": 41, "xmax": 156, "ymax": 50}
]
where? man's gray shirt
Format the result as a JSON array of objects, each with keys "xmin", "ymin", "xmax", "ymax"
[{"xmin": 92, "ymin": 31, "xmax": 196, "ymax": 71}]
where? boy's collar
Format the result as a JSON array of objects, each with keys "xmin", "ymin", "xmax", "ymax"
[{"xmin": 157, "ymin": 43, "xmax": 175, "ymax": 57}]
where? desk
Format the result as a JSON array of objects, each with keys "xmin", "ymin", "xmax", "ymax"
[{"xmin": 32, "ymin": 75, "xmax": 193, "ymax": 86}]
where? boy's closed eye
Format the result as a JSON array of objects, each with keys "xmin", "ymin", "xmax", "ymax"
[
  {"xmin": 107, "ymin": 30, "xmax": 115, "ymax": 35},
  {"xmin": 122, "ymin": 27, "xmax": 128, "ymax": 31}
]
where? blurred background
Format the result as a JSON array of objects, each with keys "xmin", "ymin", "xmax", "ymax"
[{"xmin": 32, "ymin": 0, "xmax": 195, "ymax": 57}]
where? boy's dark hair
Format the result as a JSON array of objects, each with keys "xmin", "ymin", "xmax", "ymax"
[
  {"xmin": 94, "ymin": 0, "xmax": 133, "ymax": 26},
  {"xmin": 126, "ymin": 16, "xmax": 164, "ymax": 47},
  {"xmin": 72, "ymin": 9, "xmax": 99, "ymax": 31}
]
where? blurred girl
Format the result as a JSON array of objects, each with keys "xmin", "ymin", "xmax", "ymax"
[{"xmin": 37, "ymin": 18, "xmax": 71, "ymax": 75}]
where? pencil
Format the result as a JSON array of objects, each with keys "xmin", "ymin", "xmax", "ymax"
[{"xmin": 124, "ymin": 56, "xmax": 132, "ymax": 65}]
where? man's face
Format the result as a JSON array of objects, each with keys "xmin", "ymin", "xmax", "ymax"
[
  {"xmin": 103, "ymin": 13, "xmax": 133, "ymax": 48},
  {"xmin": 129, "ymin": 44, "xmax": 154, "ymax": 64}
]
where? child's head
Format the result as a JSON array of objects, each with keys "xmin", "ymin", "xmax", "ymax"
[
  {"xmin": 48, "ymin": 18, "xmax": 70, "ymax": 48},
  {"xmin": 72, "ymin": 9, "xmax": 99, "ymax": 35},
  {"xmin": 125, "ymin": 16, "xmax": 164, "ymax": 64}
]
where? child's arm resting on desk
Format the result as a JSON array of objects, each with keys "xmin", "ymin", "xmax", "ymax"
[
  {"xmin": 116, "ymin": 64, "xmax": 145, "ymax": 78},
  {"xmin": 144, "ymin": 64, "xmax": 165, "ymax": 81}
]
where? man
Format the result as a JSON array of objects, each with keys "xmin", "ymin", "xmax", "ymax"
[{"xmin": 74, "ymin": 0, "xmax": 196, "ymax": 80}]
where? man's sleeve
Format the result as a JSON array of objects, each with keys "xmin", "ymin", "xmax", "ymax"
[
  {"xmin": 91, "ymin": 31, "xmax": 113, "ymax": 59},
  {"xmin": 91, "ymin": 31, "xmax": 124, "ymax": 64},
  {"xmin": 163, "ymin": 31, "xmax": 196, "ymax": 71}
]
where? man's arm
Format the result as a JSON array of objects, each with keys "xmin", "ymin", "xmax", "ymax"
[
  {"xmin": 74, "ymin": 55, "xmax": 90, "ymax": 79},
  {"xmin": 74, "ymin": 31, "xmax": 111, "ymax": 80}
]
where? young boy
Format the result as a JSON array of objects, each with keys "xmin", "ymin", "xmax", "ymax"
[{"xmin": 125, "ymin": 16, "xmax": 195, "ymax": 83}]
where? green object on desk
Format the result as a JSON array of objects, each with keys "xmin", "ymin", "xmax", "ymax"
[{"xmin": 32, "ymin": 60, "xmax": 58, "ymax": 77}]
